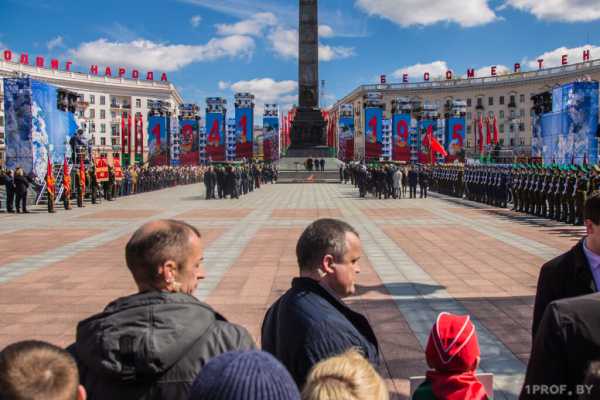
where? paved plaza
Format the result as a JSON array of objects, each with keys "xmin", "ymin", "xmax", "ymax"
[{"xmin": 0, "ymin": 183, "xmax": 586, "ymax": 399}]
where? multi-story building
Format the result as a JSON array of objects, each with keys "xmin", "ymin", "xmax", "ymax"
[
  {"xmin": 0, "ymin": 59, "xmax": 183, "ymax": 163},
  {"xmin": 332, "ymin": 58, "xmax": 600, "ymax": 160}
]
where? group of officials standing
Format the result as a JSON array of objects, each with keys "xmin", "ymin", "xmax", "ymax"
[
  {"xmin": 203, "ymin": 164, "xmax": 277, "ymax": 200},
  {"xmin": 341, "ymin": 164, "xmax": 431, "ymax": 200},
  {"xmin": 430, "ymin": 163, "xmax": 600, "ymax": 226}
]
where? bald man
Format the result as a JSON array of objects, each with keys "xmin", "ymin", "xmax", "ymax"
[{"xmin": 69, "ymin": 220, "xmax": 255, "ymax": 400}]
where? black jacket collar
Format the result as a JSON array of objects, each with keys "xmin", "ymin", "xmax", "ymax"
[{"xmin": 573, "ymin": 239, "xmax": 596, "ymax": 292}]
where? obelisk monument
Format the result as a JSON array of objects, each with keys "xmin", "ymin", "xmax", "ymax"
[{"xmin": 290, "ymin": 0, "xmax": 326, "ymax": 149}]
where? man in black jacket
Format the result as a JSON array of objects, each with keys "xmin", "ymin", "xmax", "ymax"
[
  {"xmin": 261, "ymin": 219, "xmax": 380, "ymax": 387},
  {"xmin": 408, "ymin": 167, "xmax": 419, "ymax": 199},
  {"xmin": 520, "ymin": 293, "xmax": 600, "ymax": 399},
  {"xmin": 70, "ymin": 220, "xmax": 255, "ymax": 400},
  {"xmin": 3, "ymin": 169, "xmax": 15, "ymax": 213},
  {"xmin": 531, "ymin": 192, "xmax": 600, "ymax": 338}
]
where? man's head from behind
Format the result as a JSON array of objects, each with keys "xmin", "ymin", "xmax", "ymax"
[
  {"xmin": 584, "ymin": 192, "xmax": 600, "ymax": 254},
  {"xmin": 0, "ymin": 340, "xmax": 86, "ymax": 400},
  {"xmin": 296, "ymin": 219, "xmax": 362, "ymax": 297},
  {"xmin": 125, "ymin": 220, "xmax": 204, "ymax": 295}
]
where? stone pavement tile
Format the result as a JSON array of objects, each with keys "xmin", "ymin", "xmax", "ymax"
[
  {"xmin": 0, "ymin": 229, "xmax": 101, "ymax": 267},
  {"xmin": 270, "ymin": 208, "xmax": 342, "ymax": 219},
  {"xmin": 505, "ymin": 225, "xmax": 584, "ymax": 252},
  {"xmin": 0, "ymin": 228, "xmax": 223, "ymax": 349},
  {"xmin": 77, "ymin": 210, "xmax": 163, "ymax": 219},
  {"xmin": 175, "ymin": 208, "xmax": 254, "ymax": 219},
  {"xmin": 362, "ymin": 208, "xmax": 436, "ymax": 219}
]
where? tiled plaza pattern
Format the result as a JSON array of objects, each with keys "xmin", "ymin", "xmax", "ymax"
[{"xmin": 0, "ymin": 183, "xmax": 587, "ymax": 399}]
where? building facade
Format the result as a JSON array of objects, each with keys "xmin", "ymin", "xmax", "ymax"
[
  {"xmin": 331, "ymin": 58, "xmax": 600, "ymax": 161},
  {"xmin": 0, "ymin": 59, "xmax": 183, "ymax": 164}
]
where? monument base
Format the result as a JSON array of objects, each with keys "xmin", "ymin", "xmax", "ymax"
[{"xmin": 290, "ymin": 108, "xmax": 326, "ymax": 149}]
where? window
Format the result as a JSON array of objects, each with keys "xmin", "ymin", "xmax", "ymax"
[
  {"xmin": 100, "ymin": 137, "xmax": 106, "ymax": 146},
  {"xmin": 136, "ymin": 98, "xmax": 141, "ymax": 108},
  {"xmin": 520, "ymin": 109, "xmax": 525, "ymax": 118},
  {"xmin": 111, "ymin": 111, "xmax": 116, "ymax": 119},
  {"xmin": 488, "ymin": 111, "xmax": 494, "ymax": 118},
  {"xmin": 488, "ymin": 97, "xmax": 494, "ymax": 106},
  {"xmin": 520, "ymin": 94, "xmax": 525, "ymax": 103},
  {"xmin": 510, "ymin": 95, "xmax": 516, "ymax": 104},
  {"xmin": 499, "ymin": 96, "xmax": 505, "ymax": 105},
  {"xmin": 477, "ymin": 98, "xmax": 483, "ymax": 107},
  {"xmin": 100, "ymin": 123, "xmax": 106, "ymax": 133},
  {"xmin": 90, "ymin": 122, "xmax": 96, "ymax": 132},
  {"xmin": 89, "ymin": 109, "xmax": 95, "ymax": 119},
  {"xmin": 466, "ymin": 98, "xmax": 472, "ymax": 107},
  {"xmin": 509, "ymin": 124, "xmax": 514, "ymax": 133},
  {"xmin": 111, "ymin": 125, "xmax": 119, "ymax": 136},
  {"xmin": 89, "ymin": 94, "xmax": 95, "ymax": 104},
  {"xmin": 499, "ymin": 138, "xmax": 504, "ymax": 145},
  {"xmin": 467, "ymin": 126, "xmax": 472, "ymax": 135},
  {"xmin": 519, "ymin": 122, "xmax": 525, "ymax": 131},
  {"xmin": 466, "ymin": 112, "xmax": 472, "ymax": 119},
  {"xmin": 499, "ymin": 110, "xmax": 504, "ymax": 119},
  {"xmin": 520, "ymin": 137, "xmax": 525, "ymax": 145},
  {"xmin": 111, "ymin": 138, "xmax": 118, "ymax": 146},
  {"xmin": 100, "ymin": 95, "xmax": 106, "ymax": 105},
  {"xmin": 500, "ymin": 124, "xmax": 504, "ymax": 133},
  {"xmin": 510, "ymin": 138, "xmax": 515, "ymax": 146},
  {"xmin": 100, "ymin": 110, "xmax": 106, "ymax": 119},
  {"xmin": 0, "ymin": 116, "xmax": 4, "ymax": 126}
]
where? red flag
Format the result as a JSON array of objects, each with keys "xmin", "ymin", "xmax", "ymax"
[
  {"xmin": 478, "ymin": 116, "xmax": 484, "ymax": 154},
  {"xmin": 46, "ymin": 155, "xmax": 55, "ymax": 195},
  {"xmin": 63, "ymin": 157, "xmax": 71, "ymax": 195},
  {"xmin": 422, "ymin": 126, "xmax": 448, "ymax": 160},
  {"xmin": 140, "ymin": 116, "xmax": 144, "ymax": 157},
  {"xmin": 128, "ymin": 114, "xmax": 132, "ymax": 155},
  {"xmin": 80, "ymin": 157, "xmax": 86, "ymax": 193},
  {"xmin": 485, "ymin": 117, "xmax": 492, "ymax": 145},
  {"xmin": 493, "ymin": 116, "xmax": 499, "ymax": 145}
]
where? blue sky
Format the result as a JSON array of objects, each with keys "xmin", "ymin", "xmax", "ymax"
[{"xmin": 2, "ymin": 0, "xmax": 600, "ymax": 115}]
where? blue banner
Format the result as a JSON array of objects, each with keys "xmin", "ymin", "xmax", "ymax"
[
  {"xmin": 446, "ymin": 117, "xmax": 466, "ymax": 157},
  {"xmin": 235, "ymin": 107, "xmax": 254, "ymax": 159},
  {"xmin": 392, "ymin": 113, "xmax": 411, "ymax": 161},
  {"xmin": 4, "ymin": 78, "xmax": 77, "ymax": 181},
  {"xmin": 206, "ymin": 112, "xmax": 225, "ymax": 161},
  {"xmin": 263, "ymin": 116, "xmax": 279, "ymax": 161},
  {"xmin": 148, "ymin": 116, "xmax": 169, "ymax": 166},
  {"xmin": 364, "ymin": 107, "xmax": 383, "ymax": 159},
  {"xmin": 179, "ymin": 119, "xmax": 199, "ymax": 166}
]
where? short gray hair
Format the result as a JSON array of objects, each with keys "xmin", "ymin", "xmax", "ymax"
[{"xmin": 296, "ymin": 219, "xmax": 359, "ymax": 272}]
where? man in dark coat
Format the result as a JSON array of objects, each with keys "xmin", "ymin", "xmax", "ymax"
[
  {"xmin": 261, "ymin": 219, "xmax": 380, "ymax": 387},
  {"xmin": 408, "ymin": 167, "xmax": 419, "ymax": 199},
  {"xmin": 70, "ymin": 220, "xmax": 255, "ymax": 400},
  {"xmin": 520, "ymin": 293, "xmax": 600, "ymax": 399},
  {"xmin": 216, "ymin": 167, "xmax": 225, "ymax": 199},
  {"xmin": 203, "ymin": 167, "xmax": 216, "ymax": 199},
  {"xmin": 531, "ymin": 192, "xmax": 600, "ymax": 339},
  {"xmin": 419, "ymin": 167, "xmax": 429, "ymax": 198},
  {"xmin": 13, "ymin": 168, "xmax": 31, "ymax": 213},
  {"xmin": 3, "ymin": 169, "xmax": 15, "ymax": 213}
]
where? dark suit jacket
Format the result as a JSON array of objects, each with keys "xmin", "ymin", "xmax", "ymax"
[
  {"xmin": 520, "ymin": 293, "xmax": 600, "ymax": 399},
  {"xmin": 261, "ymin": 277, "xmax": 379, "ymax": 387},
  {"xmin": 532, "ymin": 239, "xmax": 595, "ymax": 339}
]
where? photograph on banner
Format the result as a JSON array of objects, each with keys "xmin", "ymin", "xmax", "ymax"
[
  {"xmin": 3, "ymin": 78, "xmax": 78, "ymax": 182},
  {"xmin": 206, "ymin": 112, "xmax": 226, "ymax": 162},
  {"xmin": 263, "ymin": 116, "xmax": 279, "ymax": 161},
  {"xmin": 445, "ymin": 117, "xmax": 466, "ymax": 160},
  {"xmin": 147, "ymin": 116, "xmax": 169, "ymax": 166},
  {"xmin": 364, "ymin": 107, "xmax": 383, "ymax": 160},
  {"xmin": 338, "ymin": 116, "xmax": 355, "ymax": 161},
  {"xmin": 235, "ymin": 107, "xmax": 254, "ymax": 159},
  {"xmin": 392, "ymin": 113, "xmax": 411, "ymax": 162},
  {"xmin": 179, "ymin": 119, "xmax": 199, "ymax": 166}
]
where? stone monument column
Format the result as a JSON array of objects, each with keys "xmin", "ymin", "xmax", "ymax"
[{"xmin": 290, "ymin": 0, "xmax": 326, "ymax": 150}]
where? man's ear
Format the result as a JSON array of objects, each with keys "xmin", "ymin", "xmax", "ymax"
[
  {"xmin": 77, "ymin": 385, "xmax": 87, "ymax": 400},
  {"xmin": 158, "ymin": 260, "xmax": 178, "ymax": 285},
  {"xmin": 321, "ymin": 254, "xmax": 335, "ymax": 275}
]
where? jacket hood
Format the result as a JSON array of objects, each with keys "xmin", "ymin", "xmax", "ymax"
[{"xmin": 75, "ymin": 291, "xmax": 221, "ymax": 379}]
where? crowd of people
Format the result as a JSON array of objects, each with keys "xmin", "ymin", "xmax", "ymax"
[
  {"xmin": 0, "ymin": 192, "xmax": 600, "ymax": 399},
  {"xmin": 430, "ymin": 163, "xmax": 600, "ymax": 226},
  {"xmin": 202, "ymin": 163, "xmax": 277, "ymax": 200},
  {"xmin": 340, "ymin": 163, "xmax": 431, "ymax": 199}
]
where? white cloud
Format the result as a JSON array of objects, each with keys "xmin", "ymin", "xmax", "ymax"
[
  {"xmin": 47, "ymin": 36, "xmax": 64, "ymax": 50},
  {"xmin": 462, "ymin": 64, "xmax": 510, "ymax": 78},
  {"xmin": 392, "ymin": 61, "xmax": 449, "ymax": 80},
  {"xmin": 216, "ymin": 12, "xmax": 277, "ymax": 36},
  {"xmin": 190, "ymin": 15, "xmax": 202, "ymax": 27},
  {"xmin": 319, "ymin": 24, "xmax": 334, "ymax": 38},
  {"xmin": 355, "ymin": 0, "xmax": 497, "ymax": 27},
  {"xmin": 69, "ymin": 36, "xmax": 255, "ymax": 72},
  {"xmin": 503, "ymin": 0, "xmax": 600, "ymax": 22},
  {"xmin": 525, "ymin": 44, "xmax": 599, "ymax": 69},
  {"xmin": 222, "ymin": 77, "xmax": 297, "ymax": 116},
  {"xmin": 267, "ymin": 27, "xmax": 355, "ymax": 61}
]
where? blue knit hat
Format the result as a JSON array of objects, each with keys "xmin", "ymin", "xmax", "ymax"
[{"xmin": 189, "ymin": 351, "xmax": 300, "ymax": 400}]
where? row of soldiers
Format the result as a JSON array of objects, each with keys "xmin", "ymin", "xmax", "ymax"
[
  {"xmin": 430, "ymin": 163, "xmax": 600, "ymax": 225},
  {"xmin": 203, "ymin": 164, "xmax": 277, "ymax": 199}
]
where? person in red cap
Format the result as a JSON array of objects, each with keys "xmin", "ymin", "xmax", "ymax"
[{"xmin": 413, "ymin": 312, "xmax": 489, "ymax": 400}]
